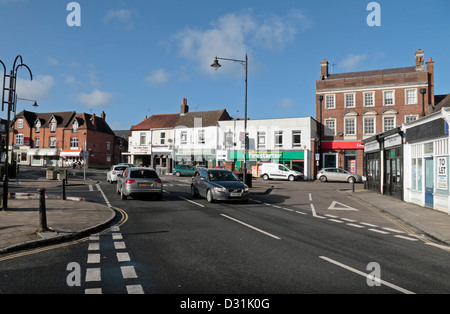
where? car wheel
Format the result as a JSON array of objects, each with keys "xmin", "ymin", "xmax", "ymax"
[
  {"xmin": 262, "ymin": 174, "xmax": 269, "ymax": 180},
  {"xmin": 319, "ymin": 176, "xmax": 327, "ymax": 182},
  {"xmin": 288, "ymin": 175, "xmax": 295, "ymax": 182},
  {"xmin": 206, "ymin": 189, "xmax": 214, "ymax": 203},
  {"xmin": 191, "ymin": 185, "xmax": 198, "ymax": 197},
  {"xmin": 121, "ymin": 189, "xmax": 127, "ymax": 200},
  {"xmin": 348, "ymin": 176, "xmax": 355, "ymax": 184},
  {"xmin": 175, "ymin": 172, "xmax": 181, "ymax": 177}
]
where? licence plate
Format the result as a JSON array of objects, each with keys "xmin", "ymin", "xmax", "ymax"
[
  {"xmin": 138, "ymin": 183, "xmax": 153, "ymax": 187},
  {"xmin": 229, "ymin": 192, "xmax": 242, "ymax": 197}
]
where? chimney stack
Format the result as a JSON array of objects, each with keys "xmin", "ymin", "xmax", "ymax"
[
  {"xmin": 320, "ymin": 59, "xmax": 329, "ymax": 79},
  {"xmin": 427, "ymin": 57, "xmax": 435, "ymax": 108},
  {"xmin": 181, "ymin": 98, "xmax": 189, "ymax": 115},
  {"xmin": 101, "ymin": 111, "xmax": 106, "ymax": 119}
]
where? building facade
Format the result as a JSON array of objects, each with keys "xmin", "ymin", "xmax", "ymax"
[
  {"xmin": 10, "ymin": 110, "xmax": 116, "ymax": 167},
  {"xmin": 316, "ymin": 49, "xmax": 435, "ymax": 176},
  {"xmin": 218, "ymin": 117, "xmax": 318, "ymax": 180}
]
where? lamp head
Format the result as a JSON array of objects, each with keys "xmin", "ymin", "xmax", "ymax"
[{"xmin": 210, "ymin": 57, "xmax": 222, "ymax": 70}]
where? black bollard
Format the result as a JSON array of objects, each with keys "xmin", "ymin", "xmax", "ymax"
[
  {"xmin": 352, "ymin": 180, "xmax": 355, "ymax": 193},
  {"xmin": 62, "ymin": 179, "xmax": 66, "ymax": 200},
  {"xmin": 38, "ymin": 188, "xmax": 49, "ymax": 231}
]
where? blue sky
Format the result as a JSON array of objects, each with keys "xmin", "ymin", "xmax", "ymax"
[{"xmin": 1, "ymin": 0, "xmax": 449, "ymax": 130}]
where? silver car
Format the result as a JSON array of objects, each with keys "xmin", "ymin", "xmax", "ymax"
[
  {"xmin": 191, "ymin": 169, "xmax": 249, "ymax": 203},
  {"xmin": 117, "ymin": 167, "xmax": 163, "ymax": 200},
  {"xmin": 316, "ymin": 167, "xmax": 362, "ymax": 183},
  {"xmin": 107, "ymin": 164, "xmax": 129, "ymax": 183}
]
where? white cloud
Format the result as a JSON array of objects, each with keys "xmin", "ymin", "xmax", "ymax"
[
  {"xmin": 15, "ymin": 75, "xmax": 56, "ymax": 101},
  {"xmin": 104, "ymin": 9, "xmax": 135, "ymax": 29},
  {"xmin": 76, "ymin": 89, "xmax": 113, "ymax": 108},
  {"xmin": 339, "ymin": 54, "xmax": 367, "ymax": 71},
  {"xmin": 279, "ymin": 98, "xmax": 297, "ymax": 109},
  {"xmin": 172, "ymin": 9, "xmax": 311, "ymax": 75},
  {"xmin": 145, "ymin": 69, "xmax": 170, "ymax": 86}
]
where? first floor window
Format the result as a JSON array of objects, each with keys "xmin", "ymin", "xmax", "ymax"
[
  {"xmin": 275, "ymin": 131, "xmax": 283, "ymax": 147},
  {"xmin": 383, "ymin": 91, "xmax": 394, "ymax": 106},
  {"xmin": 35, "ymin": 137, "xmax": 40, "ymax": 148},
  {"xmin": 345, "ymin": 93, "xmax": 355, "ymax": 108},
  {"xmin": 180, "ymin": 131, "xmax": 187, "ymax": 144},
  {"xmin": 406, "ymin": 89, "xmax": 417, "ymax": 105},
  {"xmin": 345, "ymin": 119, "xmax": 356, "ymax": 135},
  {"xmin": 324, "ymin": 119, "xmax": 336, "ymax": 136},
  {"xmin": 140, "ymin": 132, "xmax": 146, "ymax": 145},
  {"xmin": 364, "ymin": 92, "xmax": 374, "ymax": 107},
  {"xmin": 198, "ymin": 130, "xmax": 205, "ymax": 144},
  {"xmin": 292, "ymin": 130, "xmax": 301, "ymax": 147},
  {"xmin": 160, "ymin": 132, "xmax": 166, "ymax": 145},
  {"xmin": 364, "ymin": 117, "xmax": 375, "ymax": 135},
  {"xmin": 49, "ymin": 137, "xmax": 57, "ymax": 147},
  {"xmin": 70, "ymin": 138, "xmax": 79, "ymax": 148},
  {"xmin": 325, "ymin": 94, "xmax": 335, "ymax": 109},
  {"xmin": 257, "ymin": 132, "xmax": 266, "ymax": 148},
  {"xmin": 383, "ymin": 117, "xmax": 395, "ymax": 131},
  {"xmin": 15, "ymin": 134, "xmax": 24, "ymax": 145}
]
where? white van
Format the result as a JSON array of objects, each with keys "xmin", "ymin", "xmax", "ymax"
[{"xmin": 259, "ymin": 163, "xmax": 303, "ymax": 181}]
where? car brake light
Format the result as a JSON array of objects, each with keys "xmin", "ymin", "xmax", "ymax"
[
  {"xmin": 112, "ymin": 171, "xmax": 116, "ymax": 175},
  {"xmin": 155, "ymin": 179, "xmax": 162, "ymax": 184},
  {"xmin": 125, "ymin": 179, "xmax": 135, "ymax": 184}
]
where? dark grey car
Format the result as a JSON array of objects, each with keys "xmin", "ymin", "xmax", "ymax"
[{"xmin": 191, "ymin": 168, "xmax": 249, "ymax": 203}]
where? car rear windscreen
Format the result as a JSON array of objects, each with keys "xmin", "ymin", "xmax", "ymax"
[{"xmin": 130, "ymin": 170, "xmax": 158, "ymax": 179}]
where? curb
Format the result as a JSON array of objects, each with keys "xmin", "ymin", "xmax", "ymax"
[{"xmin": 0, "ymin": 199, "xmax": 116, "ymax": 256}]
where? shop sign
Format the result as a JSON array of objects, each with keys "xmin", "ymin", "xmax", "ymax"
[
  {"xmin": 437, "ymin": 157, "xmax": 448, "ymax": 191},
  {"xmin": 384, "ymin": 134, "xmax": 402, "ymax": 149},
  {"xmin": 364, "ymin": 141, "xmax": 379, "ymax": 153},
  {"xmin": 248, "ymin": 152, "xmax": 282, "ymax": 160}
]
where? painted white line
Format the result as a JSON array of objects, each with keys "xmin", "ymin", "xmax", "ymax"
[
  {"xmin": 111, "ymin": 226, "xmax": 120, "ymax": 232},
  {"xmin": 178, "ymin": 196, "xmax": 205, "ymax": 208},
  {"xmin": 85, "ymin": 268, "xmax": 101, "ymax": 282},
  {"xmin": 263, "ymin": 203, "xmax": 271, "ymax": 206},
  {"xmin": 127, "ymin": 285, "xmax": 145, "ymax": 294},
  {"xmin": 328, "ymin": 219, "xmax": 344, "ymax": 223},
  {"xmin": 85, "ymin": 288, "xmax": 102, "ymax": 294},
  {"xmin": 272, "ymin": 205, "xmax": 281, "ymax": 209},
  {"xmin": 88, "ymin": 243, "xmax": 100, "ymax": 251},
  {"xmin": 341, "ymin": 218, "xmax": 357, "ymax": 222},
  {"xmin": 382, "ymin": 227, "xmax": 404, "ymax": 234},
  {"xmin": 89, "ymin": 185, "xmax": 94, "ymax": 191},
  {"xmin": 117, "ymin": 252, "xmax": 131, "ymax": 262},
  {"xmin": 310, "ymin": 203, "xmax": 317, "ymax": 217},
  {"xmin": 346, "ymin": 223, "xmax": 365, "ymax": 229},
  {"xmin": 295, "ymin": 210, "xmax": 307, "ymax": 215},
  {"xmin": 309, "ymin": 193, "xmax": 312, "ymax": 201},
  {"xmin": 221, "ymin": 214, "xmax": 281, "ymax": 240},
  {"xmin": 87, "ymin": 253, "xmax": 100, "ymax": 264},
  {"xmin": 315, "ymin": 215, "xmax": 327, "ymax": 219},
  {"xmin": 282, "ymin": 207, "xmax": 294, "ymax": 212},
  {"xmin": 394, "ymin": 235, "xmax": 419, "ymax": 241},
  {"xmin": 89, "ymin": 235, "xmax": 100, "ymax": 241},
  {"xmin": 325, "ymin": 214, "xmax": 339, "ymax": 218},
  {"xmin": 114, "ymin": 241, "xmax": 126, "ymax": 250},
  {"xmin": 96, "ymin": 184, "xmax": 111, "ymax": 208},
  {"xmin": 361, "ymin": 222, "xmax": 379, "ymax": 228},
  {"xmin": 369, "ymin": 228, "xmax": 390, "ymax": 235},
  {"xmin": 252, "ymin": 199, "xmax": 262, "ymax": 203},
  {"xmin": 112, "ymin": 233, "xmax": 123, "ymax": 240},
  {"xmin": 121, "ymin": 266, "xmax": 138, "ymax": 279},
  {"xmin": 319, "ymin": 256, "xmax": 415, "ymax": 294}
]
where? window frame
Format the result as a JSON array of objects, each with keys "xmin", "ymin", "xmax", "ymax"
[
  {"xmin": 344, "ymin": 93, "xmax": 356, "ymax": 108},
  {"xmin": 363, "ymin": 92, "xmax": 375, "ymax": 107},
  {"xmin": 325, "ymin": 94, "xmax": 336, "ymax": 109},
  {"xmin": 324, "ymin": 119, "xmax": 336, "ymax": 136},
  {"xmin": 405, "ymin": 88, "xmax": 418, "ymax": 105},
  {"xmin": 383, "ymin": 90, "xmax": 395, "ymax": 106}
]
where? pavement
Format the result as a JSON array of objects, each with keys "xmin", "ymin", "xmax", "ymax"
[{"xmin": 0, "ymin": 173, "xmax": 449, "ymax": 256}]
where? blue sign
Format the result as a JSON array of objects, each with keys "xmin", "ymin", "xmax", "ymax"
[{"xmin": 446, "ymin": 122, "xmax": 449, "ymax": 135}]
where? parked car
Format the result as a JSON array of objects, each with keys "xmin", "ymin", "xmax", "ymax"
[
  {"xmin": 117, "ymin": 167, "xmax": 163, "ymax": 200},
  {"xmin": 191, "ymin": 168, "xmax": 249, "ymax": 203},
  {"xmin": 316, "ymin": 168, "xmax": 362, "ymax": 183},
  {"xmin": 107, "ymin": 164, "xmax": 129, "ymax": 183},
  {"xmin": 117, "ymin": 163, "xmax": 135, "ymax": 168},
  {"xmin": 259, "ymin": 163, "xmax": 303, "ymax": 181},
  {"xmin": 174, "ymin": 164, "xmax": 196, "ymax": 176}
]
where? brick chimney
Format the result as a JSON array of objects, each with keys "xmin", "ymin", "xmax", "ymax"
[
  {"xmin": 181, "ymin": 98, "xmax": 189, "ymax": 115},
  {"xmin": 320, "ymin": 59, "xmax": 329, "ymax": 79},
  {"xmin": 427, "ymin": 57, "xmax": 435, "ymax": 107},
  {"xmin": 415, "ymin": 49, "xmax": 425, "ymax": 71}
]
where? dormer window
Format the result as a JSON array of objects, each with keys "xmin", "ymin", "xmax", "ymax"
[
  {"xmin": 35, "ymin": 120, "xmax": 41, "ymax": 133},
  {"xmin": 72, "ymin": 120, "xmax": 79, "ymax": 133},
  {"xmin": 50, "ymin": 118, "xmax": 56, "ymax": 132}
]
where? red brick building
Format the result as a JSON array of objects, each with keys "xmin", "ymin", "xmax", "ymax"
[
  {"xmin": 10, "ymin": 110, "xmax": 117, "ymax": 167},
  {"xmin": 315, "ymin": 49, "xmax": 435, "ymax": 176}
]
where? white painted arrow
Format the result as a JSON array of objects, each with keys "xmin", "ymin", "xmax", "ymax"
[{"xmin": 328, "ymin": 201, "xmax": 359, "ymax": 211}]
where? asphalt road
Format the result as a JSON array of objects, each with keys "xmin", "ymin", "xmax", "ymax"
[{"xmin": 1, "ymin": 167, "xmax": 449, "ymax": 301}]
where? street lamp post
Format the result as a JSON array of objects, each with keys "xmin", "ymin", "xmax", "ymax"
[
  {"xmin": 420, "ymin": 88, "xmax": 427, "ymax": 117},
  {"xmin": 1, "ymin": 56, "xmax": 33, "ymax": 210},
  {"xmin": 211, "ymin": 55, "xmax": 248, "ymax": 185}
]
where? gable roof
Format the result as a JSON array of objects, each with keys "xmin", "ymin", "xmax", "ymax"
[
  {"xmin": 176, "ymin": 109, "xmax": 232, "ymax": 128},
  {"xmin": 131, "ymin": 113, "xmax": 180, "ymax": 131}
]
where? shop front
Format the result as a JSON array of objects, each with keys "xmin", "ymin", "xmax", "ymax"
[
  {"xmin": 175, "ymin": 148, "xmax": 216, "ymax": 169},
  {"xmin": 27, "ymin": 148, "xmax": 60, "ymax": 167},
  {"xmin": 229, "ymin": 150, "xmax": 310, "ymax": 179},
  {"xmin": 320, "ymin": 141, "xmax": 364, "ymax": 176},
  {"xmin": 151, "ymin": 146, "xmax": 174, "ymax": 174}
]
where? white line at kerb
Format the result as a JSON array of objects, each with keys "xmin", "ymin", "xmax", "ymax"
[
  {"xmin": 319, "ymin": 256, "xmax": 415, "ymax": 294},
  {"xmin": 221, "ymin": 214, "xmax": 281, "ymax": 240}
]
